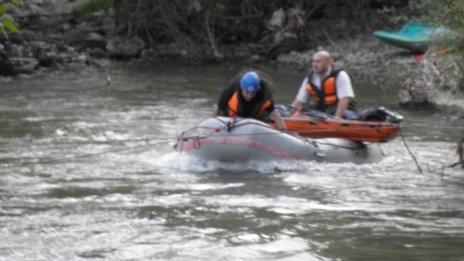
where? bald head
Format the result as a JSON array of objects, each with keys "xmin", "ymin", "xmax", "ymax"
[{"xmin": 311, "ymin": 51, "xmax": 332, "ymax": 74}]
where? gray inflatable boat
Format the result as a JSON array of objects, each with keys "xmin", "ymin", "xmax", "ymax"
[{"xmin": 174, "ymin": 117, "xmax": 383, "ymax": 164}]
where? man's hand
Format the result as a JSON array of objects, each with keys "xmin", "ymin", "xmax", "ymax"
[{"xmin": 270, "ymin": 110, "xmax": 287, "ymax": 132}]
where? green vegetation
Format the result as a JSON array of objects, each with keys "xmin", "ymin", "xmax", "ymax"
[
  {"xmin": 72, "ymin": 0, "xmax": 112, "ymax": 19},
  {"xmin": 0, "ymin": 0, "xmax": 20, "ymax": 39}
]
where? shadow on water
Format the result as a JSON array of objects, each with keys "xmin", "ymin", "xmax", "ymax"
[
  {"xmin": 0, "ymin": 111, "xmax": 45, "ymax": 138},
  {"xmin": 46, "ymin": 185, "xmax": 137, "ymax": 198}
]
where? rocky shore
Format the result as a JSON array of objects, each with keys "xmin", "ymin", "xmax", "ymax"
[
  {"xmin": 275, "ymin": 36, "xmax": 464, "ymax": 115},
  {"xmin": 1, "ymin": 0, "xmax": 463, "ymax": 116},
  {"xmin": 0, "ymin": 0, "xmax": 144, "ymax": 75}
]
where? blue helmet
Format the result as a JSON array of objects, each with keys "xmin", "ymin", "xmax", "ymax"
[{"xmin": 240, "ymin": 71, "xmax": 261, "ymax": 93}]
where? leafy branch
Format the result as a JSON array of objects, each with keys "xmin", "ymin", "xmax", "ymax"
[{"xmin": 0, "ymin": 0, "xmax": 20, "ymax": 39}]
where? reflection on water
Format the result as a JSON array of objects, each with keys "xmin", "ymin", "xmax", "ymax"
[{"xmin": 1, "ymin": 61, "xmax": 464, "ymax": 260}]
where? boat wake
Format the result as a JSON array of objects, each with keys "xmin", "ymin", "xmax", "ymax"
[{"xmin": 155, "ymin": 151, "xmax": 368, "ymax": 174}]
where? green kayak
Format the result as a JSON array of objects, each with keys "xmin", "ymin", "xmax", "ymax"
[{"xmin": 373, "ymin": 21, "xmax": 454, "ymax": 53}]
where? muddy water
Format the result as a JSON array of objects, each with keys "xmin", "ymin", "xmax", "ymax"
[{"xmin": 1, "ymin": 61, "xmax": 463, "ymax": 260}]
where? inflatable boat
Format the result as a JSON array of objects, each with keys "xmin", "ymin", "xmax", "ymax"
[
  {"xmin": 174, "ymin": 117, "xmax": 383, "ymax": 164},
  {"xmin": 274, "ymin": 105, "xmax": 402, "ymax": 143}
]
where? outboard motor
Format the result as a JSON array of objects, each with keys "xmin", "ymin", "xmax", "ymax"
[{"xmin": 358, "ymin": 107, "xmax": 403, "ymax": 123}]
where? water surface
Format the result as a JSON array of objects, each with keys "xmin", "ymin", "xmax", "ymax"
[{"xmin": 1, "ymin": 61, "xmax": 463, "ymax": 260}]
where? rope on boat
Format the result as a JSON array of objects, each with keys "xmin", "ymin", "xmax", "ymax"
[
  {"xmin": 399, "ymin": 128, "xmax": 423, "ymax": 174},
  {"xmin": 397, "ymin": 130, "xmax": 463, "ymax": 174},
  {"xmin": 183, "ymin": 122, "xmax": 399, "ymax": 138},
  {"xmin": 181, "ymin": 119, "xmax": 374, "ymax": 151}
]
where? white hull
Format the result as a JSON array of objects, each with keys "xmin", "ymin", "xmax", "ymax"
[{"xmin": 175, "ymin": 117, "xmax": 383, "ymax": 164}]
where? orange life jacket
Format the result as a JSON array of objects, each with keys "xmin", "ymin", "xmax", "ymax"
[
  {"xmin": 227, "ymin": 91, "xmax": 272, "ymax": 119},
  {"xmin": 305, "ymin": 70, "xmax": 340, "ymax": 110}
]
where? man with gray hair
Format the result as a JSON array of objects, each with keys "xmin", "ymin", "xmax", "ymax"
[{"xmin": 291, "ymin": 50, "xmax": 357, "ymax": 119}]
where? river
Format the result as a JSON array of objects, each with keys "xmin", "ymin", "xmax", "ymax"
[{"xmin": 1, "ymin": 61, "xmax": 463, "ymax": 261}]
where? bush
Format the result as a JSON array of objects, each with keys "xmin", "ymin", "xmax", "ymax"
[
  {"xmin": 0, "ymin": 0, "xmax": 20, "ymax": 39},
  {"xmin": 72, "ymin": 0, "xmax": 112, "ymax": 19}
]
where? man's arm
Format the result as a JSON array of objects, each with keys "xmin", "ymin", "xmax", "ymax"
[
  {"xmin": 270, "ymin": 110, "xmax": 287, "ymax": 131},
  {"xmin": 334, "ymin": 71, "xmax": 355, "ymax": 118},
  {"xmin": 291, "ymin": 99, "xmax": 304, "ymax": 111},
  {"xmin": 334, "ymin": 97, "xmax": 350, "ymax": 118},
  {"xmin": 291, "ymin": 78, "xmax": 309, "ymax": 115}
]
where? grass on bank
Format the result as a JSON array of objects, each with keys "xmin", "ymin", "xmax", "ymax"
[{"xmin": 72, "ymin": 0, "xmax": 111, "ymax": 18}]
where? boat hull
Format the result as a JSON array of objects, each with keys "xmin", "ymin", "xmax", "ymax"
[
  {"xmin": 175, "ymin": 117, "xmax": 383, "ymax": 164},
  {"xmin": 373, "ymin": 31, "xmax": 428, "ymax": 53},
  {"xmin": 373, "ymin": 21, "xmax": 456, "ymax": 53}
]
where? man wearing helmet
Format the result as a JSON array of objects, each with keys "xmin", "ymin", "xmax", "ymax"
[
  {"xmin": 213, "ymin": 71, "xmax": 287, "ymax": 131},
  {"xmin": 292, "ymin": 50, "xmax": 357, "ymax": 119}
]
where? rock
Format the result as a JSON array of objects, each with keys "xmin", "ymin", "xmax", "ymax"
[
  {"xmin": 87, "ymin": 47, "xmax": 107, "ymax": 58},
  {"xmin": 267, "ymin": 7, "xmax": 306, "ymax": 59},
  {"xmin": 101, "ymin": 17, "xmax": 116, "ymax": 34},
  {"xmin": 141, "ymin": 48, "xmax": 158, "ymax": 59},
  {"xmin": 36, "ymin": 49, "xmax": 59, "ymax": 67},
  {"xmin": 21, "ymin": 30, "xmax": 43, "ymax": 42},
  {"xmin": 86, "ymin": 32, "xmax": 107, "ymax": 49},
  {"xmin": 62, "ymin": 23, "xmax": 72, "ymax": 31},
  {"xmin": 276, "ymin": 50, "xmax": 311, "ymax": 68},
  {"xmin": 0, "ymin": 50, "xmax": 17, "ymax": 76},
  {"xmin": 62, "ymin": 29, "xmax": 86, "ymax": 45},
  {"xmin": 268, "ymin": 8, "xmax": 286, "ymax": 29},
  {"xmin": 180, "ymin": 49, "xmax": 188, "ymax": 57},
  {"xmin": 37, "ymin": 53, "xmax": 57, "ymax": 67},
  {"xmin": 268, "ymin": 32, "xmax": 302, "ymax": 58},
  {"xmin": 76, "ymin": 23, "xmax": 97, "ymax": 35},
  {"xmin": 398, "ymin": 53, "xmax": 463, "ymax": 110},
  {"xmin": 398, "ymin": 71, "xmax": 439, "ymax": 109},
  {"xmin": 58, "ymin": 52, "xmax": 75, "ymax": 64},
  {"xmin": 246, "ymin": 54, "xmax": 261, "ymax": 63},
  {"xmin": 9, "ymin": 57, "xmax": 39, "ymax": 74},
  {"xmin": 7, "ymin": 33, "xmax": 25, "ymax": 45},
  {"xmin": 25, "ymin": 3, "xmax": 45, "ymax": 16},
  {"xmin": 87, "ymin": 57, "xmax": 111, "ymax": 68},
  {"xmin": 106, "ymin": 37, "xmax": 145, "ymax": 59},
  {"xmin": 75, "ymin": 53, "xmax": 88, "ymax": 63},
  {"xmin": 56, "ymin": 42, "xmax": 70, "ymax": 53},
  {"xmin": 28, "ymin": 40, "xmax": 49, "ymax": 50}
]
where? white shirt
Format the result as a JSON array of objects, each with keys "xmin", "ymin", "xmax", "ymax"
[{"xmin": 295, "ymin": 68, "xmax": 355, "ymax": 104}]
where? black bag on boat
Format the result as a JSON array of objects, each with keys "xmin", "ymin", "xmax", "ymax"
[{"xmin": 357, "ymin": 107, "xmax": 403, "ymax": 123}]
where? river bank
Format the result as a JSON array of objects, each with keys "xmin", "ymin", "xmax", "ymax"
[
  {"xmin": 1, "ymin": 0, "xmax": 463, "ymax": 117},
  {"xmin": 274, "ymin": 35, "xmax": 464, "ymax": 116}
]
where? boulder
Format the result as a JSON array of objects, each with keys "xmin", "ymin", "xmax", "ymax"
[
  {"xmin": 0, "ymin": 50, "xmax": 17, "ymax": 76},
  {"xmin": 62, "ymin": 29, "xmax": 86, "ymax": 45},
  {"xmin": 399, "ymin": 53, "xmax": 463, "ymax": 110},
  {"xmin": 9, "ymin": 57, "xmax": 39, "ymax": 74},
  {"xmin": 101, "ymin": 17, "xmax": 116, "ymax": 35},
  {"xmin": 86, "ymin": 32, "xmax": 107, "ymax": 49},
  {"xmin": 20, "ymin": 30, "xmax": 43, "ymax": 42},
  {"xmin": 268, "ymin": 8, "xmax": 286, "ymax": 29},
  {"xmin": 106, "ymin": 37, "xmax": 145, "ymax": 59}
]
